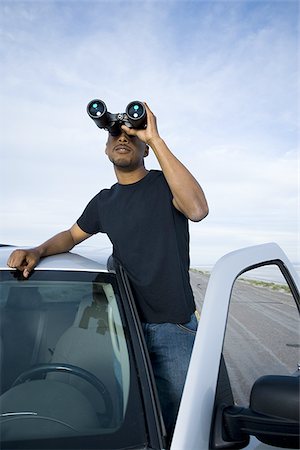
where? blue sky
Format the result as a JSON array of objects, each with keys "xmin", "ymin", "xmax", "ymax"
[{"xmin": 0, "ymin": 0, "xmax": 298, "ymax": 265}]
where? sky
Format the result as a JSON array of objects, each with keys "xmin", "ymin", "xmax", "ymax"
[{"xmin": 0, "ymin": 0, "xmax": 299, "ymax": 267}]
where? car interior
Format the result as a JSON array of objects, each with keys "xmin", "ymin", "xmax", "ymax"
[{"xmin": 0, "ymin": 278, "xmax": 131, "ymax": 442}]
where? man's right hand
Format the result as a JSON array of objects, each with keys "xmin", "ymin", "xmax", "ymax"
[{"xmin": 7, "ymin": 249, "xmax": 41, "ymax": 278}]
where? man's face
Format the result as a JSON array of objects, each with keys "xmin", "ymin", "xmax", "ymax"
[{"xmin": 105, "ymin": 130, "xmax": 148, "ymax": 171}]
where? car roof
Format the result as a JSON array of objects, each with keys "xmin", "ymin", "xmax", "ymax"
[{"xmin": 0, "ymin": 246, "xmax": 109, "ymax": 272}]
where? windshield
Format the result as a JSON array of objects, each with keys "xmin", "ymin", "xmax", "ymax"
[{"xmin": 0, "ymin": 270, "xmax": 146, "ymax": 449}]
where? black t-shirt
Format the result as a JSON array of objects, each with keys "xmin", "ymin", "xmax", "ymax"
[{"xmin": 77, "ymin": 170, "xmax": 195, "ymax": 323}]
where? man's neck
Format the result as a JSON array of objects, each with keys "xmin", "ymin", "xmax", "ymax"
[{"xmin": 115, "ymin": 167, "xmax": 149, "ymax": 185}]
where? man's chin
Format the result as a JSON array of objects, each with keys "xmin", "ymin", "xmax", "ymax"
[
  {"xmin": 113, "ymin": 159, "xmax": 131, "ymax": 168},
  {"xmin": 113, "ymin": 160, "xmax": 135, "ymax": 171}
]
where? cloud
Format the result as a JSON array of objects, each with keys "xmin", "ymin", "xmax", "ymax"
[
  {"xmin": 188, "ymin": 144, "xmax": 298, "ymax": 263},
  {"xmin": 0, "ymin": 0, "xmax": 298, "ymax": 266}
]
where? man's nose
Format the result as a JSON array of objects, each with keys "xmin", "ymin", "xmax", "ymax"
[{"xmin": 118, "ymin": 131, "xmax": 129, "ymax": 142}]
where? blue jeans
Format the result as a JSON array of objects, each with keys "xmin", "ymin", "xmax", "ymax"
[{"xmin": 142, "ymin": 313, "xmax": 198, "ymax": 437}]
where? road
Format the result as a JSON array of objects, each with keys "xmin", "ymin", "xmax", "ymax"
[{"xmin": 189, "ymin": 270, "xmax": 299, "ymax": 404}]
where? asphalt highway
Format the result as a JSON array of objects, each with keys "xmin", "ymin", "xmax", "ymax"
[{"xmin": 189, "ymin": 270, "xmax": 299, "ymax": 404}]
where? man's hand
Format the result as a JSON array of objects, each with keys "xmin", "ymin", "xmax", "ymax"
[
  {"xmin": 121, "ymin": 102, "xmax": 161, "ymax": 146},
  {"xmin": 7, "ymin": 249, "xmax": 41, "ymax": 278}
]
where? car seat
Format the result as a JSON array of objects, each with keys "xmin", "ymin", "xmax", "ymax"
[{"xmin": 49, "ymin": 288, "xmax": 123, "ymax": 427}]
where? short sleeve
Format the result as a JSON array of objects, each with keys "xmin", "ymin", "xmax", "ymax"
[{"xmin": 77, "ymin": 194, "xmax": 103, "ymax": 235}]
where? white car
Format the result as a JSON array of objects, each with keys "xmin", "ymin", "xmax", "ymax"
[{"xmin": 0, "ymin": 242, "xmax": 299, "ymax": 449}]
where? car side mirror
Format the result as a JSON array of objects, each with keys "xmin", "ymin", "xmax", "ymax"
[
  {"xmin": 248, "ymin": 374, "xmax": 299, "ymax": 447},
  {"xmin": 211, "ymin": 374, "xmax": 300, "ymax": 449}
]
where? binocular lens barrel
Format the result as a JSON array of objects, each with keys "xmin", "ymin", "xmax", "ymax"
[
  {"xmin": 126, "ymin": 101, "xmax": 145, "ymax": 120},
  {"xmin": 87, "ymin": 99, "xmax": 109, "ymax": 129},
  {"xmin": 126, "ymin": 101, "xmax": 146, "ymax": 128},
  {"xmin": 87, "ymin": 99, "xmax": 107, "ymax": 118}
]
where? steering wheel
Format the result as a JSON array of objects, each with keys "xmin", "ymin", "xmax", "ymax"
[{"xmin": 12, "ymin": 363, "xmax": 113, "ymax": 424}]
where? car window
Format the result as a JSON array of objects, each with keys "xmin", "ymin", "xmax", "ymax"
[
  {"xmin": 0, "ymin": 270, "xmax": 146, "ymax": 449},
  {"xmin": 216, "ymin": 263, "xmax": 299, "ymax": 449}
]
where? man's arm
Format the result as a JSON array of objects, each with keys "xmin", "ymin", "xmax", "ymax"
[
  {"xmin": 7, "ymin": 223, "xmax": 91, "ymax": 278},
  {"xmin": 146, "ymin": 134, "xmax": 208, "ymax": 222},
  {"xmin": 122, "ymin": 102, "xmax": 209, "ymax": 222}
]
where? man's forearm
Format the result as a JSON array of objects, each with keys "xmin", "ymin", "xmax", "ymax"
[
  {"xmin": 148, "ymin": 137, "xmax": 209, "ymax": 222},
  {"xmin": 7, "ymin": 224, "xmax": 90, "ymax": 278},
  {"xmin": 35, "ymin": 230, "xmax": 76, "ymax": 258}
]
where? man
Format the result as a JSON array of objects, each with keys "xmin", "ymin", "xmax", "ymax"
[{"xmin": 7, "ymin": 102, "xmax": 208, "ymax": 437}]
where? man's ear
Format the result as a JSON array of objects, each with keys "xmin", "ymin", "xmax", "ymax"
[{"xmin": 144, "ymin": 145, "xmax": 149, "ymax": 158}]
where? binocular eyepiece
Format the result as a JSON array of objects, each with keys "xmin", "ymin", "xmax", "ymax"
[{"xmin": 87, "ymin": 99, "xmax": 146, "ymax": 136}]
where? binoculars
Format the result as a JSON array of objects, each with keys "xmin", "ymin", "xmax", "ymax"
[{"xmin": 87, "ymin": 99, "xmax": 147, "ymax": 136}]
